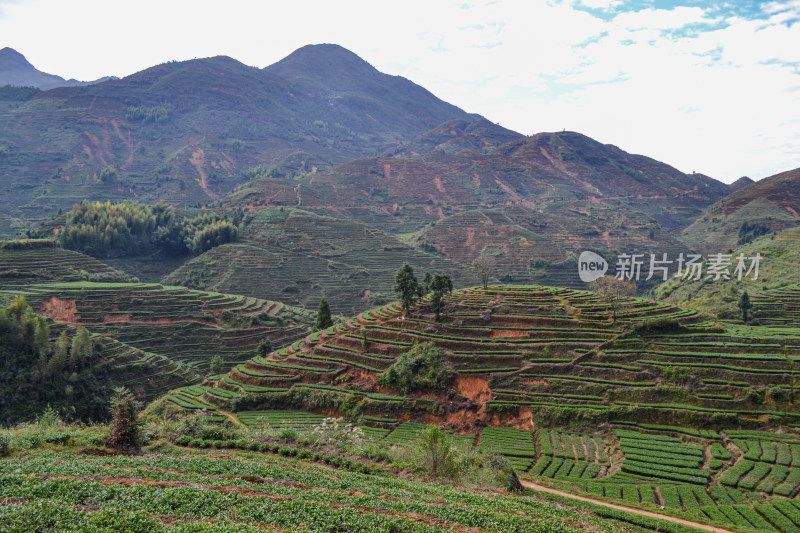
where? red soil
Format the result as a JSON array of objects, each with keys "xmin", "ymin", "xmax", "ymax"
[
  {"xmin": 454, "ymin": 375, "xmax": 492, "ymax": 403},
  {"xmin": 39, "ymin": 297, "xmax": 79, "ymax": 325}
]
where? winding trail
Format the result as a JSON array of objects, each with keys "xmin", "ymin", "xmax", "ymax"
[{"xmin": 520, "ymin": 480, "xmax": 735, "ymax": 533}]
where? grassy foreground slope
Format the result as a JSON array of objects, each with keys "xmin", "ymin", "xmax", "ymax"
[{"xmin": 0, "ymin": 445, "xmax": 634, "ymax": 533}]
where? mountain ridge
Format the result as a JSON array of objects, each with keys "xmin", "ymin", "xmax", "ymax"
[{"xmin": 0, "ymin": 46, "xmax": 114, "ymax": 89}]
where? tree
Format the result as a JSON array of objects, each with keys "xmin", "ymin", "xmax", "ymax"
[
  {"xmin": 416, "ymin": 426, "xmax": 458, "ymax": 479},
  {"xmin": 429, "ymin": 273, "xmax": 453, "ymax": 322},
  {"xmin": 70, "ymin": 326, "xmax": 92, "ymax": 367},
  {"xmin": 738, "ymin": 291, "xmax": 753, "ymax": 323},
  {"xmin": 421, "ymin": 272, "xmax": 433, "ymax": 296},
  {"xmin": 314, "ymin": 298, "xmax": 333, "ymax": 331},
  {"xmin": 106, "ymin": 387, "xmax": 142, "ymax": 453},
  {"xmin": 33, "ymin": 316, "xmax": 50, "ymax": 356},
  {"xmin": 209, "ymin": 355, "xmax": 224, "ymax": 376},
  {"xmin": 472, "ymin": 256, "xmax": 497, "ymax": 289},
  {"xmin": 256, "ymin": 339, "xmax": 273, "ymax": 357},
  {"xmin": 49, "ymin": 331, "xmax": 70, "ymax": 375},
  {"xmin": 394, "ymin": 263, "xmax": 421, "ymax": 314},
  {"xmin": 589, "ymin": 275, "xmax": 636, "ymax": 322}
]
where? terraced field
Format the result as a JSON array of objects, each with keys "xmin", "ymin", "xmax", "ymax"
[
  {"xmin": 0, "ymin": 240, "xmax": 132, "ymax": 285},
  {"xmin": 163, "ymin": 207, "xmax": 470, "ymax": 315},
  {"xmin": 171, "ymin": 284, "xmax": 800, "ymax": 428},
  {"xmin": 2, "ymin": 281, "xmax": 314, "ymax": 401}
]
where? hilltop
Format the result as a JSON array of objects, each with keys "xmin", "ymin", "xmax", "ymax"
[{"xmin": 169, "ymin": 284, "xmax": 800, "ymax": 431}]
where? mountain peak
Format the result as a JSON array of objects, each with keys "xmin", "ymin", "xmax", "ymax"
[
  {"xmin": 266, "ymin": 43, "xmax": 379, "ymax": 80},
  {"xmin": 0, "ymin": 47, "xmax": 33, "ymax": 70}
]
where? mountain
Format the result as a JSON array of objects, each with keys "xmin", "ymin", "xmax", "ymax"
[
  {"xmin": 682, "ymin": 167, "xmax": 800, "ymax": 254},
  {"xmin": 0, "ymin": 47, "xmax": 110, "ymax": 89},
  {"xmin": 223, "ymin": 129, "xmax": 729, "ymax": 289},
  {"xmin": 0, "ymin": 44, "xmax": 477, "ymax": 236},
  {"xmin": 231, "ymin": 130, "xmax": 729, "ymax": 231},
  {"xmin": 380, "ymin": 118, "xmax": 524, "ymax": 157}
]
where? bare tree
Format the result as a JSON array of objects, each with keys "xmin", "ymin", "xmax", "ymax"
[
  {"xmin": 590, "ymin": 275, "xmax": 636, "ymax": 322},
  {"xmin": 472, "ymin": 255, "xmax": 497, "ymax": 289}
]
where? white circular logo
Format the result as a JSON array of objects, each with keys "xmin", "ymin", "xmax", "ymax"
[{"xmin": 578, "ymin": 251, "xmax": 608, "ymax": 283}]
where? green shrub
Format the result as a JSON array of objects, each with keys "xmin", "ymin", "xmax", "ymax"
[
  {"xmin": 415, "ymin": 426, "xmax": 459, "ymax": 479},
  {"xmin": 376, "ymin": 342, "xmax": 453, "ymax": 393},
  {"xmin": 0, "ymin": 433, "xmax": 11, "ymax": 457}
]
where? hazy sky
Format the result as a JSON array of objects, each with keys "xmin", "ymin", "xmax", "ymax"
[{"xmin": 1, "ymin": 0, "xmax": 798, "ymax": 183}]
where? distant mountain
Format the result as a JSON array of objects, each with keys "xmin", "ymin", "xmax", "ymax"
[
  {"xmin": 229, "ymin": 129, "xmax": 729, "ymax": 230},
  {"xmin": 223, "ymin": 129, "xmax": 729, "ymax": 288},
  {"xmin": 0, "ymin": 47, "xmax": 111, "ymax": 89},
  {"xmin": 0, "ymin": 44, "xmax": 477, "ymax": 235},
  {"xmin": 682, "ymin": 167, "xmax": 800, "ymax": 254}
]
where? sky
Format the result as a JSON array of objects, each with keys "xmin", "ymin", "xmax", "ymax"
[{"xmin": 1, "ymin": 0, "xmax": 798, "ymax": 183}]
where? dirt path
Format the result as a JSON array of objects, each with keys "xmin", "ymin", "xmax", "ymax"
[{"xmin": 520, "ymin": 480, "xmax": 735, "ymax": 533}]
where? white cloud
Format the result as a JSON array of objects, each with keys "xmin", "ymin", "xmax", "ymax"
[{"xmin": 0, "ymin": 0, "xmax": 797, "ymax": 182}]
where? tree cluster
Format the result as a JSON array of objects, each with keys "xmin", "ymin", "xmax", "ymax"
[
  {"xmin": 0, "ymin": 296, "xmax": 109, "ymax": 424},
  {"xmin": 58, "ymin": 200, "xmax": 241, "ymax": 258},
  {"xmin": 394, "ymin": 264, "xmax": 453, "ymax": 321}
]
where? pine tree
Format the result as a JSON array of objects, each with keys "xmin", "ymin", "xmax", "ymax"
[
  {"xmin": 314, "ymin": 298, "xmax": 333, "ymax": 331},
  {"xmin": 394, "ymin": 263, "xmax": 420, "ymax": 314},
  {"xmin": 70, "ymin": 326, "xmax": 92, "ymax": 367},
  {"xmin": 106, "ymin": 386, "xmax": 142, "ymax": 453},
  {"xmin": 738, "ymin": 291, "xmax": 753, "ymax": 323},
  {"xmin": 49, "ymin": 331, "xmax": 70, "ymax": 374}
]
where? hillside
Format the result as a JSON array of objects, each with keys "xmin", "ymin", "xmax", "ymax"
[
  {"xmin": 232, "ymin": 131, "xmax": 730, "ymax": 232},
  {"xmin": 682, "ymin": 167, "xmax": 800, "ymax": 254},
  {"xmin": 163, "ymin": 207, "xmax": 472, "ymax": 315},
  {"xmin": 221, "ymin": 130, "xmax": 729, "ymax": 291},
  {"xmin": 21, "ymin": 282, "xmax": 312, "ymax": 379},
  {"xmin": 168, "ymin": 284, "xmax": 800, "ymax": 430},
  {"xmin": 0, "ymin": 236, "xmax": 318, "ymax": 423},
  {"xmin": 659, "ymin": 226, "xmax": 800, "ymax": 320},
  {"xmin": 150, "ymin": 283, "xmax": 800, "ymax": 533},
  {"xmin": 0, "ymin": 239, "xmax": 133, "ymax": 285},
  {"xmin": 0, "ymin": 44, "xmax": 477, "ymax": 236}
]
